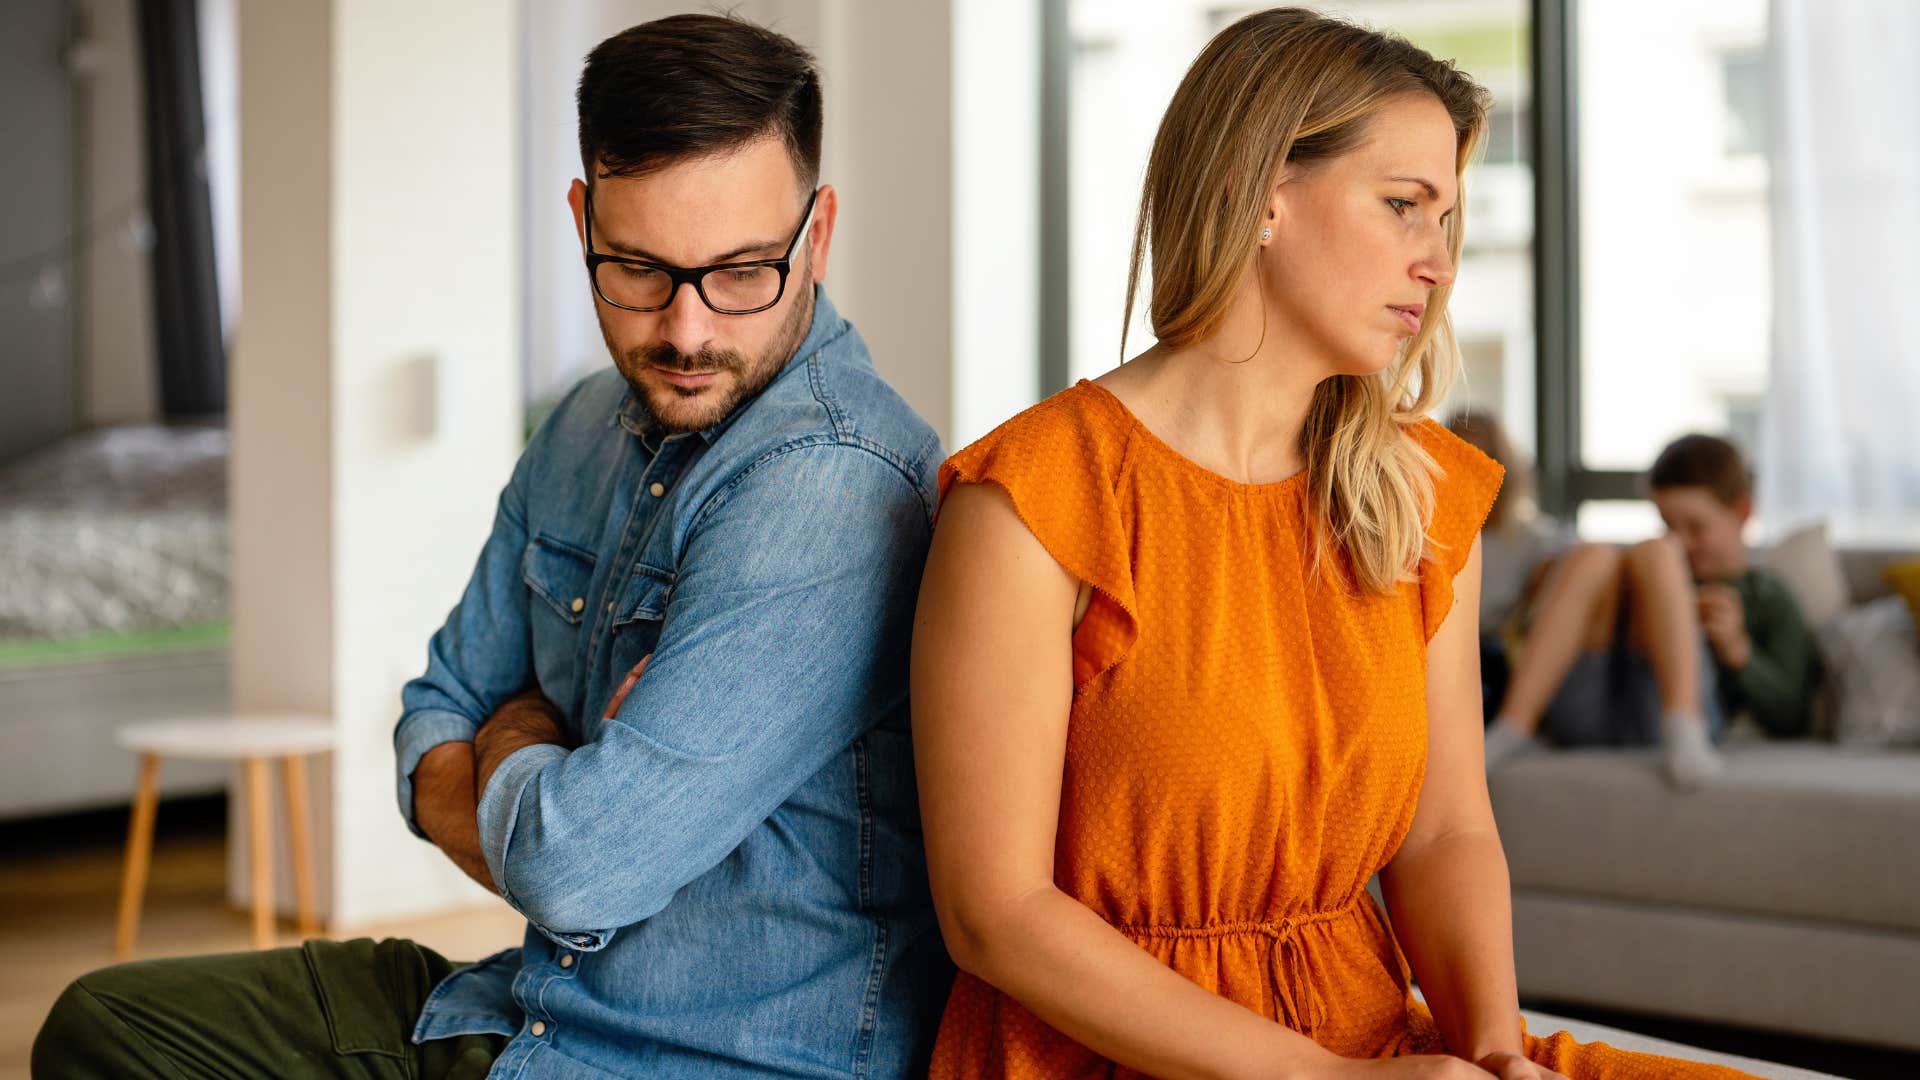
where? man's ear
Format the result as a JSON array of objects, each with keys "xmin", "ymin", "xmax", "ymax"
[
  {"xmin": 567, "ymin": 179, "xmax": 588, "ymax": 253},
  {"xmin": 1732, "ymin": 493, "xmax": 1754, "ymax": 525},
  {"xmin": 806, "ymin": 184, "xmax": 840, "ymax": 284}
]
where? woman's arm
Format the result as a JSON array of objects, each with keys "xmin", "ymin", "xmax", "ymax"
[
  {"xmin": 912, "ymin": 482, "xmax": 1354, "ymax": 1080},
  {"xmin": 1379, "ymin": 536, "xmax": 1547, "ymax": 1070}
]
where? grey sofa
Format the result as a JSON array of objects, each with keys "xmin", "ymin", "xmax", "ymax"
[{"xmin": 1488, "ymin": 545, "xmax": 1920, "ymax": 1053}]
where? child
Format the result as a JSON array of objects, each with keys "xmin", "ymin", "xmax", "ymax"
[
  {"xmin": 1481, "ymin": 434, "xmax": 1816, "ymax": 787},
  {"xmin": 1645, "ymin": 435, "xmax": 1821, "ymax": 740}
]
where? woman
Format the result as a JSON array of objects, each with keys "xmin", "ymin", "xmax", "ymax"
[{"xmin": 910, "ymin": 9, "xmax": 1755, "ymax": 1079}]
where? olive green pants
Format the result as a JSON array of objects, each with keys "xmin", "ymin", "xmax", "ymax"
[{"xmin": 31, "ymin": 938, "xmax": 506, "ymax": 1079}]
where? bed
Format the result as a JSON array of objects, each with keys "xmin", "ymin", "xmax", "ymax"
[{"xmin": 0, "ymin": 425, "xmax": 233, "ymax": 818}]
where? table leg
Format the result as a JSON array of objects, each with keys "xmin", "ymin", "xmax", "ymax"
[
  {"xmin": 281, "ymin": 755, "xmax": 319, "ymax": 936},
  {"xmin": 244, "ymin": 757, "xmax": 274, "ymax": 949},
  {"xmin": 114, "ymin": 754, "xmax": 161, "ymax": 960}
]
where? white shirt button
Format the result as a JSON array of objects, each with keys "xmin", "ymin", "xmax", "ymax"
[
  {"xmin": 648, "ymin": 482, "xmax": 666, "ymax": 497},
  {"xmin": 531, "ymin": 1020, "xmax": 548, "ymax": 1036},
  {"xmin": 559, "ymin": 954, "xmax": 574, "ymax": 968}
]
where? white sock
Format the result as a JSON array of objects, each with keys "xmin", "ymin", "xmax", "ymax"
[
  {"xmin": 1483, "ymin": 717, "xmax": 1535, "ymax": 772},
  {"xmin": 1659, "ymin": 710, "xmax": 1723, "ymax": 789}
]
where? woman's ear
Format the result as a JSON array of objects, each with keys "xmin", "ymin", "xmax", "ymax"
[{"xmin": 1263, "ymin": 163, "xmax": 1298, "ymax": 244}]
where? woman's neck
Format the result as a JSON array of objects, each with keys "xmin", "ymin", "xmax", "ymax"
[{"xmin": 1096, "ymin": 339, "xmax": 1325, "ymax": 486}]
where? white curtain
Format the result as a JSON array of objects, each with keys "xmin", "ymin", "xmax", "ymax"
[{"xmin": 1763, "ymin": 0, "xmax": 1920, "ymax": 532}]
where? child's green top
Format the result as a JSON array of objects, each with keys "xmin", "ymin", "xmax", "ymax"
[{"xmin": 1717, "ymin": 566, "xmax": 1822, "ymax": 737}]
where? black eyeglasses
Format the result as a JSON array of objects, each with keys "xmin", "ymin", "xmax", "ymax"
[{"xmin": 583, "ymin": 188, "xmax": 820, "ymax": 315}]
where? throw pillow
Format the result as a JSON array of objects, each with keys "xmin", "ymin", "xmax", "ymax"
[
  {"xmin": 1816, "ymin": 595, "xmax": 1920, "ymax": 748},
  {"xmin": 1887, "ymin": 559, "xmax": 1920, "ymax": 627},
  {"xmin": 1759, "ymin": 522, "xmax": 1850, "ymax": 629}
]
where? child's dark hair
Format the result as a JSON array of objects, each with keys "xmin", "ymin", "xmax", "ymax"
[{"xmin": 1648, "ymin": 433, "xmax": 1752, "ymax": 506}]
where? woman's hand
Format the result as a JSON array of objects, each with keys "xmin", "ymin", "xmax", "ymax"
[
  {"xmin": 1322, "ymin": 1055, "xmax": 1492, "ymax": 1079},
  {"xmin": 1473, "ymin": 1051, "xmax": 1569, "ymax": 1080},
  {"xmin": 1323, "ymin": 1043, "xmax": 1565, "ymax": 1079}
]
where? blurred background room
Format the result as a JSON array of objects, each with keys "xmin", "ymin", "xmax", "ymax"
[{"xmin": 0, "ymin": 1, "xmax": 1915, "ymax": 1076}]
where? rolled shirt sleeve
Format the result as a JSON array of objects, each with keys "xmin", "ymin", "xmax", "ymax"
[{"xmin": 392, "ymin": 453, "xmax": 538, "ymax": 840}]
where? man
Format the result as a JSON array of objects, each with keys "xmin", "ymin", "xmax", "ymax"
[{"xmin": 35, "ymin": 14, "xmax": 950, "ymax": 1078}]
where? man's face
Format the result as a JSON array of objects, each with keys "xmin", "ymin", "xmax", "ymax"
[{"xmin": 571, "ymin": 135, "xmax": 832, "ymax": 434}]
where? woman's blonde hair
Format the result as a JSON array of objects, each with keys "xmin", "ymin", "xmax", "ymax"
[{"xmin": 1122, "ymin": 7, "xmax": 1492, "ymax": 595}]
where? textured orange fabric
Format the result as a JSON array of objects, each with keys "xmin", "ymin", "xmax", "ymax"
[{"xmin": 927, "ymin": 382, "xmax": 1755, "ymax": 1080}]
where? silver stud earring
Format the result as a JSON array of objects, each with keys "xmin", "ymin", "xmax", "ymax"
[{"xmin": 1261, "ymin": 227, "xmax": 1272, "ymax": 242}]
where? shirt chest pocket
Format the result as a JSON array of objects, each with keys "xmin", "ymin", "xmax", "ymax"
[
  {"xmin": 607, "ymin": 562, "xmax": 673, "ymax": 682},
  {"xmin": 522, "ymin": 534, "xmax": 597, "ymax": 698}
]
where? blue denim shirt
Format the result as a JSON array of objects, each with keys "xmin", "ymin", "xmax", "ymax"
[{"xmin": 392, "ymin": 291, "xmax": 953, "ymax": 1078}]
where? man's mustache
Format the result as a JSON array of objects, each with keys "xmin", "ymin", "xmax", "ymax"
[{"xmin": 636, "ymin": 343, "xmax": 745, "ymax": 375}]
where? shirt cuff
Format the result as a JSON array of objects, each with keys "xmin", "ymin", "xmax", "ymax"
[
  {"xmin": 475, "ymin": 742, "xmax": 610, "ymax": 951},
  {"xmin": 394, "ymin": 709, "xmax": 482, "ymax": 840}
]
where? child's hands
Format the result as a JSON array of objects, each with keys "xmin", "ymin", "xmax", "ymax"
[{"xmin": 1696, "ymin": 584, "xmax": 1751, "ymax": 669}]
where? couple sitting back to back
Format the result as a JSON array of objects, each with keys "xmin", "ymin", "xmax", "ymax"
[{"xmin": 36, "ymin": 10, "xmax": 1769, "ymax": 1080}]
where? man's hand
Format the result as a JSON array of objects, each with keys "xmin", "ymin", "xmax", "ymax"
[
  {"xmin": 1696, "ymin": 582, "xmax": 1751, "ymax": 669},
  {"xmin": 475, "ymin": 690, "xmax": 571, "ymax": 795},
  {"xmin": 413, "ymin": 740, "xmax": 496, "ymax": 892}
]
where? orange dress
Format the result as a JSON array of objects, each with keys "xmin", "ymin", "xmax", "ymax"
[{"xmin": 927, "ymin": 382, "xmax": 1755, "ymax": 1080}]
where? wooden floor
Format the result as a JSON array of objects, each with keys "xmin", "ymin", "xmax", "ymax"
[{"xmin": 0, "ymin": 796, "xmax": 524, "ymax": 1078}]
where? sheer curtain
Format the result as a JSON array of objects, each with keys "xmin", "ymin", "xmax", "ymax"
[{"xmin": 1762, "ymin": 0, "xmax": 1920, "ymax": 533}]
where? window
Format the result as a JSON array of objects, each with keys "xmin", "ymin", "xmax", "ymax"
[{"xmin": 1574, "ymin": 0, "xmax": 1770, "ymax": 476}]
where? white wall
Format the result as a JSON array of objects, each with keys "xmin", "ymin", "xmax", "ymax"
[
  {"xmin": 232, "ymin": 0, "xmax": 522, "ymax": 926},
  {"xmin": 230, "ymin": 0, "xmax": 338, "ymax": 915}
]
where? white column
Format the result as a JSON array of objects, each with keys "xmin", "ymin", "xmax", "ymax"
[{"xmin": 232, "ymin": 0, "xmax": 522, "ymax": 926}]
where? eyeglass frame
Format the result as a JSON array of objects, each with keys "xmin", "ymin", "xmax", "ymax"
[{"xmin": 582, "ymin": 186, "xmax": 821, "ymax": 316}]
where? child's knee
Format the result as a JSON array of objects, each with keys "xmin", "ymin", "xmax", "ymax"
[
  {"xmin": 1623, "ymin": 534, "xmax": 1684, "ymax": 570},
  {"xmin": 1563, "ymin": 542, "xmax": 1623, "ymax": 578}
]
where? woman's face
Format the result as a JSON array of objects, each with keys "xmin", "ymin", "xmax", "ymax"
[{"xmin": 1262, "ymin": 92, "xmax": 1460, "ymax": 376}]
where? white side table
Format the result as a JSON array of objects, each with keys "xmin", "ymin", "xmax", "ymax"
[{"xmin": 112, "ymin": 716, "xmax": 335, "ymax": 959}]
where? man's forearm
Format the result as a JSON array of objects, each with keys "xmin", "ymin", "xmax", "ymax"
[
  {"xmin": 475, "ymin": 691, "xmax": 570, "ymax": 794},
  {"xmin": 412, "ymin": 740, "xmax": 496, "ymax": 892}
]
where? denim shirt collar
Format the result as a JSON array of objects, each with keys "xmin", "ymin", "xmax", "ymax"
[{"xmin": 612, "ymin": 287, "xmax": 847, "ymax": 451}]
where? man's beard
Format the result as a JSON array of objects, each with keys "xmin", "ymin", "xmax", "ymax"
[{"xmin": 604, "ymin": 285, "xmax": 814, "ymax": 435}]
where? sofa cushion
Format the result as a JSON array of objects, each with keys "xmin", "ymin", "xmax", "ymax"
[{"xmin": 1488, "ymin": 742, "xmax": 1920, "ymax": 933}]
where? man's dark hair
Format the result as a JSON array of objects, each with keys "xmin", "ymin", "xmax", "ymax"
[
  {"xmin": 576, "ymin": 13, "xmax": 822, "ymax": 188},
  {"xmin": 1649, "ymin": 433, "xmax": 1753, "ymax": 506}
]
